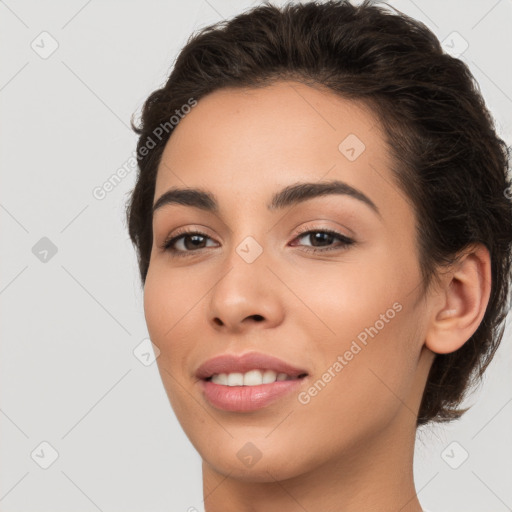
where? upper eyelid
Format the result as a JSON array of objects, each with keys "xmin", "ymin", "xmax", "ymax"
[
  {"xmin": 163, "ymin": 217, "xmax": 354, "ymax": 238},
  {"xmin": 168, "ymin": 225, "xmax": 351, "ymax": 239}
]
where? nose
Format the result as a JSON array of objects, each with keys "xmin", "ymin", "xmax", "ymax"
[{"xmin": 207, "ymin": 246, "xmax": 285, "ymax": 334}]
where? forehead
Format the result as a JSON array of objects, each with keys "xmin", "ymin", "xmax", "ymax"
[{"xmin": 154, "ymin": 80, "xmax": 394, "ymax": 213}]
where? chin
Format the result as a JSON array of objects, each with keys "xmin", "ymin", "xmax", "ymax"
[{"xmin": 203, "ymin": 450, "xmax": 307, "ymax": 483}]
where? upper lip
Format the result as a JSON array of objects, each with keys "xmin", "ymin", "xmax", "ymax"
[{"xmin": 195, "ymin": 352, "xmax": 309, "ymax": 380}]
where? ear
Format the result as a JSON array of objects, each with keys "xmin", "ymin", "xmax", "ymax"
[{"xmin": 424, "ymin": 244, "xmax": 492, "ymax": 355}]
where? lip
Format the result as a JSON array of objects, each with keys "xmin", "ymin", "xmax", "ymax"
[
  {"xmin": 195, "ymin": 351, "xmax": 309, "ymax": 380},
  {"xmin": 200, "ymin": 379, "xmax": 306, "ymax": 412},
  {"xmin": 195, "ymin": 351, "xmax": 309, "ymax": 412}
]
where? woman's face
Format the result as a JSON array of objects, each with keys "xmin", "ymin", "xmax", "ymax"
[{"xmin": 144, "ymin": 80, "xmax": 435, "ymax": 481}]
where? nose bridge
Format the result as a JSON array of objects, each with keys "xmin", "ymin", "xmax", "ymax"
[
  {"xmin": 216, "ymin": 229, "xmax": 271, "ymax": 300},
  {"xmin": 222, "ymin": 209, "xmax": 274, "ymax": 267},
  {"xmin": 207, "ymin": 225, "xmax": 284, "ymax": 330}
]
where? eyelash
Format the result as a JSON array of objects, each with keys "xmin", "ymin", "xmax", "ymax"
[{"xmin": 160, "ymin": 226, "xmax": 355, "ymax": 257}]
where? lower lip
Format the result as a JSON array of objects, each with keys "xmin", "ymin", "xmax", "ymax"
[{"xmin": 200, "ymin": 378, "xmax": 306, "ymax": 412}]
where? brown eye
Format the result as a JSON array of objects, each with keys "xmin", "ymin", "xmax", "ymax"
[
  {"xmin": 291, "ymin": 229, "xmax": 354, "ymax": 253},
  {"xmin": 162, "ymin": 230, "xmax": 217, "ymax": 256}
]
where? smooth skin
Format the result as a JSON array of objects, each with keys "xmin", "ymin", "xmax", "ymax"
[{"xmin": 143, "ymin": 81, "xmax": 491, "ymax": 512}]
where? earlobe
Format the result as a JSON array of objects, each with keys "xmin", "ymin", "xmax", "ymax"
[{"xmin": 425, "ymin": 244, "xmax": 491, "ymax": 355}]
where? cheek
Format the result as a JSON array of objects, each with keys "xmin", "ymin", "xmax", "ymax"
[
  {"xmin": 143, "ymin": 266, "xmax": 198, "ymax": 415},
  {"xmin": 143, "ymin": 264, "xmax": 192, "ymax": 372},
  {"xmin": 143, "ymin": 261, "xmax": 196, "ymax": 339},
  {"xmin": 143, "ymin": 271, "xmax": 168, "ymax": 343},
  {"xmin": 288, "ymin": 247, "xmax": 422, "ymax": 407},
  {"xmin": 287, "ymin": 248, "xmax": 413, "ymax": 346},
  {"xmin": 338, "ymin": 289, "xmax": 423, "ymax": 422}
]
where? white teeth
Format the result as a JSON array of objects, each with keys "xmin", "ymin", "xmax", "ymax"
[
  {"xmin": 210, "ymin": 369, "xmax": 297, "ymax": 386},
  {"xmin": 244, "ymin": 369, "xmax": 264, "ymax": 386},
  {"xmin": 227, "ymin": 372, "xmax": 244, "ymax": 386},
  {"xmin": 262, "ymin": 369, "xmax": 277, "ymax": 384},
  {"xmin": 211, "ymin": 373, "xmax": 228, "ymax": 385}
]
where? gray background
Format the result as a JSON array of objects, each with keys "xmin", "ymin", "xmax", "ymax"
[{"xmin": 1, "ymin": 0, "xmax": 511, "ymax": 511}]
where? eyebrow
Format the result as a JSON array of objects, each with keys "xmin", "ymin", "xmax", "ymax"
[{"xmin": 152, "ymin": 180, "xmax": 380, "ymax": 217}]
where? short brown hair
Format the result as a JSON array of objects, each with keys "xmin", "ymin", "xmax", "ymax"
[{"xmin": 125, "ymin": 0, "xmax": 512, "ymax": 426}]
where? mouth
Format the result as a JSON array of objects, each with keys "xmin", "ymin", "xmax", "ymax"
[{"xmin": 196, "ymin": 351, "xmax": 310, "ymax": 412}]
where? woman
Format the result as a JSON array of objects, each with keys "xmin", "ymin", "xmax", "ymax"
[{"xmin": 125, "ymin": 1, "xmax": 512, "ymax": 510}]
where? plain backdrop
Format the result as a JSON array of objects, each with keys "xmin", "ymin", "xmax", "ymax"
[{"xmin": 1, "ymin": 0, "xmax": 511, "ymax": 511}]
